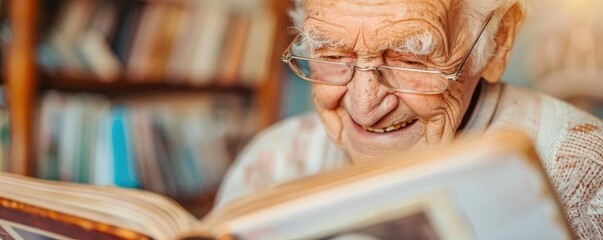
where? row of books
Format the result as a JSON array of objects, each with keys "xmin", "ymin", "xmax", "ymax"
[
  {"xmin": 37, "ymin": 91, "xmax": 253, "ymax": 199},
  {"xmin": 38, "ymin": 0, "xmax": 276, "ymax": 86}
]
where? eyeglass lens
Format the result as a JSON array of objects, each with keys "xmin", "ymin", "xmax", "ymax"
[
  {"xmin": 376, "ymin": 68, "xmax": 449, "ymax": 93},
  {"xmin": 289, "ymin": 58, "xmax": 352, "ymax": 85},
  {"xmin": 289, "ymin": 57, "xmax": 449, "ymax": 93}
]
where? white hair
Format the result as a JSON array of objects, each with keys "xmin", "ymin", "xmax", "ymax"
[
  {"xmin": 389, "ymin": 31, "xmax": 436, "ymax": 56},
  {"xmin": 289, "ymin": 0, "xmax": 525, "ymax": 75}
]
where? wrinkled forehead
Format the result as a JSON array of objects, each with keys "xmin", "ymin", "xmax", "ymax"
[{"xmin": 304, "ymin": 0, "xmax": 455, "ymax": 53}]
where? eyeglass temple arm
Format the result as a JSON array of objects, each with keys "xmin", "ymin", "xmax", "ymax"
[
  {"xmin": 281, "ymin": 34, "xmax": 302, "ymax": 62},
  {"xmin": 451, "ymin": 14, "xmax": 494, "ymax": 79}
]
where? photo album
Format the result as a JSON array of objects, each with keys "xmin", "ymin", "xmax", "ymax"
[{"xmin": 0, "ymin": 131, "xmax": 574, "ymax": 240}]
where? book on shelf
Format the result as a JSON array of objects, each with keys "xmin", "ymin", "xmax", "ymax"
[
  {"xmin": 239, "ymin": 8, "xmax": 276, "ymax": 87},
  {"xmin": 217, "ymin": 12, "xmax": 252, "ymax": 86},
  {"xmin": 187, "ymin": 3, "xmax": 231, "ymax": 85},
  {"xmin": 0, "ymin": 87, "xmax": 8, "ymax": 172},
  {"xmin": 0, "ymin": 131, "xmax": 573, "ymax": 240}
]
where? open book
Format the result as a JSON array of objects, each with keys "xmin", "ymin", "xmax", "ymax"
[{"xmin": 0, "ymin": 131, "xmax": 574, "ymax": 240}]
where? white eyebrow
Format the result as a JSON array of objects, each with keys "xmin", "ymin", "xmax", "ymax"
[
  {"xmin": 295, "ymin": 28, "xmax": 435, "ymax": 56},
  {"xmin": 389, "ymin": 31, "xmax": 435, "ymax": 56},
  {"xmin": 299, "ymin": 28, "xmax": 346, "ymax": 50}
]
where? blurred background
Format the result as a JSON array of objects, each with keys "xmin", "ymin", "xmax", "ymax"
[
  {"xmin": 0, "ymin": 0, "xmax": 601, "ymax": 217},
  {"xmin": 504, "ymin": 0, "xmax": 603, "ymax": 117}
]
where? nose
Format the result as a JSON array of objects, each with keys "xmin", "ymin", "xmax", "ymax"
[{"xmin": 346, "ymin": 68, "xmax": 398, "ymax": 126}]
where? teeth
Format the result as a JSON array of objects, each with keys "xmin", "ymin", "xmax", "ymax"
[{"xmin": 363, "ymin": 119, "xmax": 415, "ymax": 133}]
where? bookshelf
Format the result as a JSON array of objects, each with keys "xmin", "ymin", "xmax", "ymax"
[{"xmin": 4, "ymin": 0, "xmax": 291, "ymax": 217}]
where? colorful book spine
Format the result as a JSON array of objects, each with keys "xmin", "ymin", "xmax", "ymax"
[{"xmin": 111, "ymin": 106, "xmax": 140, "ymax": 188}]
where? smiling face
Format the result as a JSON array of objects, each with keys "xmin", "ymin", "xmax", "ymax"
[{"xmin": 304, "ymin": 0, "xmax": 491, "ymax": 162}]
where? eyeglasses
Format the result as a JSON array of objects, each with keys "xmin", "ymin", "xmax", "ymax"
[{"xmin": 281, "ymin": 15, "xmax": 493, "ymax": 95}]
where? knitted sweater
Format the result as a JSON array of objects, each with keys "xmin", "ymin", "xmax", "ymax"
[{"xmin": 215, "ymin": 82, "xmax": 603, "ymax": 238}]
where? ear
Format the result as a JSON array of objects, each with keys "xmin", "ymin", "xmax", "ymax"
[{"xmin": 481, "ymin": 3, "xmax": 525, "ymax": 83}]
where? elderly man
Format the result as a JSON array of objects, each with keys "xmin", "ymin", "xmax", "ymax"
[{"xmin": 216, "ymin": 0, "xmax": 603, "ymax": 238}]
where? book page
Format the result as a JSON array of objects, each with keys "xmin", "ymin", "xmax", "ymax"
[{"xmin": 0, "ymin": 173, "xmax": 199, "ymax": 240}]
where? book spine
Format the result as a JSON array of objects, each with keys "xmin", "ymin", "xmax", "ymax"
[{"xmin": 111, "ymin": 106, "xmax": 140, "ymax": 188}]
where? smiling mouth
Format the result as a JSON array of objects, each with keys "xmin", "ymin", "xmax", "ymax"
[{"xmin": 363, "ymin": 119, "xmax": 418, "ymax": 133}]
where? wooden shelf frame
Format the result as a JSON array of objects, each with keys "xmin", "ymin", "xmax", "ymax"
[
  {"xmin": 39, "ymin": 75, "xmax": 255, "ymax": 96},
  {"xmin": 256, "ymin": 0, "xmax": 290, "ymax": 130},
  {"xmin": 7, "ymin": 0, "xmax": 38, "ymax": 176}
]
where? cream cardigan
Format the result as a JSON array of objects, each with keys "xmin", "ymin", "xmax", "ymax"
[{"xmin": 215, "ymin": 82, "xmax": 603, "ymax": 238}]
